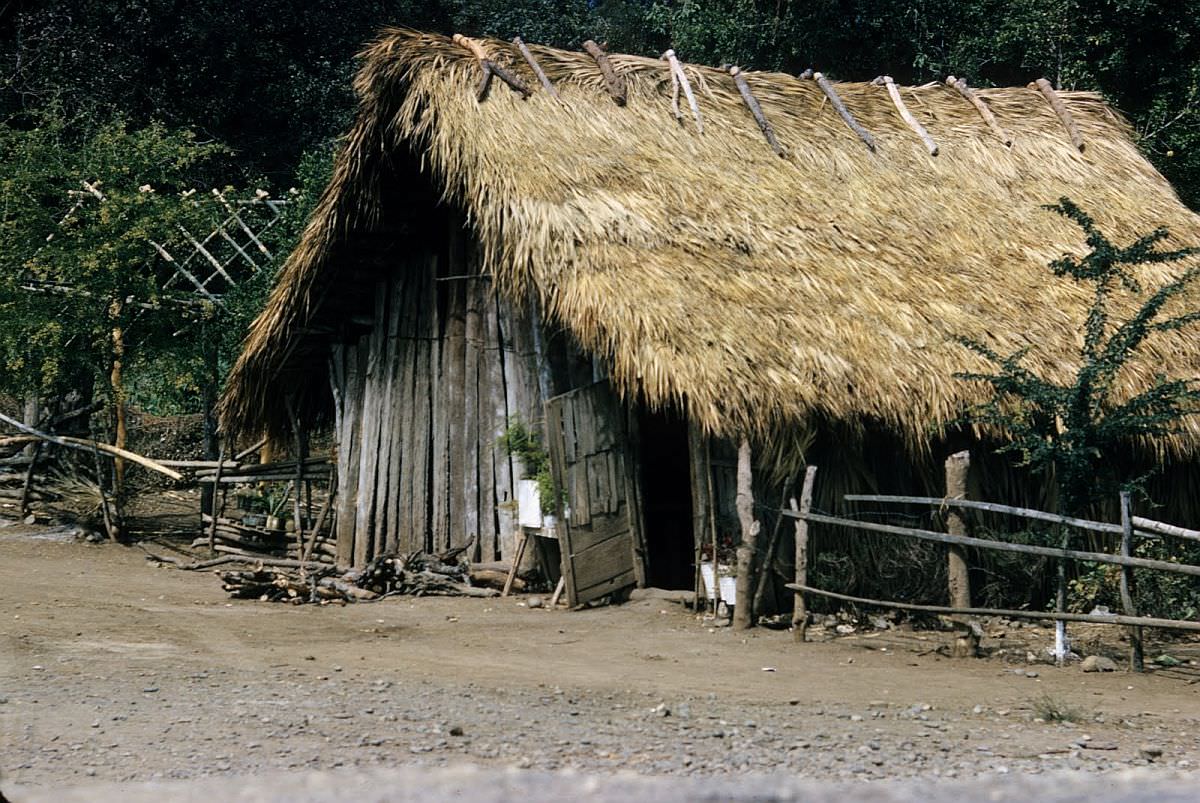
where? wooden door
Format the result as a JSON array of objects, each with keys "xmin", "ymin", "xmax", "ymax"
[{"xmin": 545, "ymin": 382, "xmax": 642, "ymax": 606}]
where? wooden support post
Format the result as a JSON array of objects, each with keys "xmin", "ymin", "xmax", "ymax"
[
  {"xmin": 945, "ymin": 450, "xmax": 977, "ymax": 658},
  {"xmin": 501, "ymin": 532, "xmax": 529, "ymax": 597},
  {"xmin": 791, "ymin": 465, "xmax": 817, "ymax": 642},
  {"xmin": 513, "ymin": 37, "xmax": 559, "ymax": 98},
  {"xmin": 732, "ymin": 439, "xmax": 759, "ymax": 629},
  {"xmin": 583, "ymin": 40, "xmax": 626, "ymax": 105},
  {"xmin": 753, "ymin": 473, "xmax": 797, "ymax": 620},
  {"xmin": 1054, "ymin": 526, "xmax": 1070, "ymax": 666},
  {"xmin": 687, "ymin": 421, "xmax": 712, "ymax": 613},
  {"xmin": 208, "ymin": 440, "xmax": 226, "ymax": 554},
  {"xmin": 812, "ymin": 72, "xmax": 876, "ymax": 150},
  {"xmin": 946, "ymin": 76, "xmax": 1012, "ymax": 146},
  {"xmin": 286, "ymin": 395, "xmax": 308, "ymax": 569},
  {"xmin": 1030, "ymin": 77, "xmax": 1085, "ymax": 151},
  {"xmin": 19, "ymin": 442, "xmax": 43, "ymax": 518},
  {"xmin": 731, "ymin": 67, "xmax": 785, "ymax": 157},
  {"xmin": 1119, "ymin": 490, "xmax": 1145, "ymax": 672}
]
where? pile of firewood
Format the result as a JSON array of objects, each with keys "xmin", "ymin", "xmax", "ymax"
[{"xmin": 218, "ymin": 549, "xmax": 500, "ymax": 605}]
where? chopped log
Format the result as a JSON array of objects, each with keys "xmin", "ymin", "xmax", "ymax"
[
  {"xmin": 513, "ymin": 37, "xmax": 559, "ymax": 97},
  {"xmin": 812, "ymin": 72, "xmax": 876, "ymax": 151},
  {"xmin": 877, "ymin": 76, "xmax": 938, "ymax": 155},
  {"xmin": 0, "ymin": 411, "xmax": 183, "ymax": 480},
  {"xmin": 663, "ymin": 49, "xmax": 702, "ymax": 132},
  {"xmin": 730, "ymin": 67, "xmax": 785, "ymax": 157},
  {"xmin": 471, "ymin": 567, "xmax": 524, "ymax": 591},
  {"xmin": 1030, "ymin": 77, "xmax": 1084, "ymax": 151},
  {"xmin": 583, "ymin": 40, "xmax": 626, "ymax": 106},
  {"xmin": 946, "ymin": 76, "xmax": 1012, "ymax": 146}
]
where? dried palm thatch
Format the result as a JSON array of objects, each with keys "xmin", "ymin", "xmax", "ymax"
[{"xmin": 219, "ymin": 28, "xmax": 1200, "ymax": 455}]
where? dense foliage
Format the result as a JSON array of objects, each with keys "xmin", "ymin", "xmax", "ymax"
[
  {"xmin": 3, "ymin": 1, "xmax": 1198, "ymax": 205},
  {"xmin": 954, "ymin": 199, "xmax": 1200, "ymax": 515}
]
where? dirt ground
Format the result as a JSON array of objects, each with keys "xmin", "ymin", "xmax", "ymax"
[{"xmin": 2, "ymin": 524, "xmax": 1199, "ymax": 795}]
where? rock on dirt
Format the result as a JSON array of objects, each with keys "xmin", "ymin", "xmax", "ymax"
[{"xmin": 1082, "ymin": 656, "xmax": 1119, "ymax": 673}]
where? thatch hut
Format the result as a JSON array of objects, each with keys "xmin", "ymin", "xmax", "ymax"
[{"xmin": 219, "ymin": 29, "xmax": 1200, "ymax": 606}]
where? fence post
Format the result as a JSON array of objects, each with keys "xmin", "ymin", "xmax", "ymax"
[
  {"xmin": 945, "ymin": 451, "xmax": 977, "ymax": 657},
  {"xmin": 1119, "ymin": 491, "xmax": 1145, "ymax": 672},
  {"xmin": 791, "ymin": 465, "xmax": 818, "ymax": 642}
]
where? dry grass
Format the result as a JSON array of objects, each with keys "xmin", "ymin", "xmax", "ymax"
[{"xmin": 219, "ymin": 29, "xmax": 1200, "ymax": 450}]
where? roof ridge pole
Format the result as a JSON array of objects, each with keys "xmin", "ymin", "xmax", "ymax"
[
  {"xmin": 663, "ymin": 49, "xmax": 703, "ymax": 133},
  {"xmin": 512, "ymin": 37, "xmax": 559, "ymax": 98},
  {"xmin": 946, "ymin": 75, "xmax": 1013, "ymax": 147},
  {"xmin": 1030, "ymin": 77, "xmax": 1085, "ymax": 152},
  {"xmin": 874, "ymin": 75, "xmax": 938, "ymax": 156},
  {"xmin": 730, "ymin": 66, "xmax": 786, "ymax": 157},
  {"xmin": 810, "ymin": 71, "xmax": 876, "ymax": 151},
  {"xmin": 582, "ymin": 40, "xmax": 627, "ymax": 106},
  {"xmin": 452, "ymin": 33, "xmax": 531, "ymax": 100}
]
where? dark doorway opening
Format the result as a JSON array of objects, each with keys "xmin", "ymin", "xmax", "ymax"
[{"xmin": 637, "ymin": 405, "xmax": 694, "ymax": 589}]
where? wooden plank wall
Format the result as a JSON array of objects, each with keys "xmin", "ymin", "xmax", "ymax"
[{"xmin": 329, "ymin": 237, "xmax": 546, "ymax": 567}]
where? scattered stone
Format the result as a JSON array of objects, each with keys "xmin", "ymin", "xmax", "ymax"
[
  {"xmin": 1139, "ymin": 744, "xmax": 1164, "ymax": 761},
  {"xmin": 1081, "ymin": 656, "xmax": 1118, "ymax": 673},
  {"xmin": 449, "ymin": 726, "xmax": 464, "ymax": 737},
  {"xmin": 835, "ymin": 624, "xmax": 856, "ymax": 635},
  {"xmin": 527, "ymin": 597, "xmax": 544, "ymax": 609}
]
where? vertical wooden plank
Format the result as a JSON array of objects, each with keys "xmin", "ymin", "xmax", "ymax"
[
  {"xmin": 687, "ymin": 420, "xmax": 710, "ymax": 608},
  {"xmin": 354, "ymin": 284, "xmax": 387, "ymax": 566},
  {"xmin": 481, "ymin": 286, "xmax": 511, "ymax": 562},
  {"xmin": 462, "ymin": 266, "xmax": 483, "ymax": 555},
  {"xmin": 409, "ymin": 256, "xmax": 435, "ymax": 553},
  {"xmin": 623, "ymin": 405, "xmax": 648, "ymax": 588},
  {"xmin": 390, "ymin": 269, "xmax": 415, "ymax": 552},
  {"xmin": 444, "ymin": 229, "xmax": 468, "ymax": 553},
  {"xmin": 340, "ymin": 341, "xmax": 366, "ymax": 566},
  {"xmin": 495, "ymin": 296, "xmax": 522, "ymax": 561},
  {"xmin": 375, "ymin": 274, "xmax": 404, "ymax": 553},
  {"xmin": 430, "ymin": 263, "xmax": 450, "ymax": 552},
  {"xmin": 544, "ymin": 395, "xmax": 577, "ymax": 605}
]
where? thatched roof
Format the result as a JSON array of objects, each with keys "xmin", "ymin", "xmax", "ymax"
[{"xmin": 219, "ymin": 28, "xmax": 1200, "ymax": 452}]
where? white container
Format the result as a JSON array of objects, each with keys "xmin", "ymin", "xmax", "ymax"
[
  {"xmin": 700, "ymin": 562, "xmax": 737, "ymax": 608},
  {"xmin": 517, "ymin": 479, "xmax": 543, "ymax": 529}
]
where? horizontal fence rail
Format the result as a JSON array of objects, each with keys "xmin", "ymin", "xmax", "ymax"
[
  {"xmin": 842, "ymin": 494, "xmax": 1200, "ymax": 543},
  {"xmin": 782, "ymin": 509, "xmax": 1200, "ymax": 578}
]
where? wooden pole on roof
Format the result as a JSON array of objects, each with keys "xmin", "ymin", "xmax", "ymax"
[
  {"xmin": 875, "ymin": 76, "xmax": 938, "ymax": 156},
  {"xmin": 582, "ymin": 40, "xmax": 627, "ymax": 106},
  {"xmin": 946, "ymin": 76, "xmax": 1012, "ymax": 146},
  {"xmin": 663, "ymin": 49, "xmax": 703, "ymax": 132},
  {"xmin": 1030, "ymin": 77, "xmax": 1085, "ymax": 152},
  {"xmin": 811, "ymin": 72, "xmax": 876, "ymax": 151},
  {"xmin": 452, "ymin": 33, "xmax": 531, "ymax": 99},
  {"xmin": 730, "ymin": 67, "xmax": 785, "ymax": 157},
  {"xmin": 512, "ymin": 37, "xmax": 559, "ymax": 98}
]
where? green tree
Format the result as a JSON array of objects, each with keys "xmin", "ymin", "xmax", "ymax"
[{"xmin": 954, "ymin": 198, "xmax": 1200, "ymax": 515}]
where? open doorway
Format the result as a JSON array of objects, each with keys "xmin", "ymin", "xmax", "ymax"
[{"xmin": 636, "ymin": 405, "xmax": 694, "ymax": 589}]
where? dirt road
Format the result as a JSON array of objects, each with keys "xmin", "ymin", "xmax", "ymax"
[{"xmin": 2, "ymin": 526, "xmax": 1198, "ymax": 794}]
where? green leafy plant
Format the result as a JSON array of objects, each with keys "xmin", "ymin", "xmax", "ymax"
[
  {"xmin": 1031, "ymin": 693, "xmax": 1086, "ymax": 724},
  {"xmin": 499, "ymin": 420, "xmax": 557, "ymax": 514},
  {"xmin": 954, "ymin": 198, "xmax": 1200, "ymax": 515}
]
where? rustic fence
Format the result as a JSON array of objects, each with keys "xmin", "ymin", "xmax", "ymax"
[{"xmin": 783, "ymin": 460, "xmax": 1200, "ymax": 671}]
